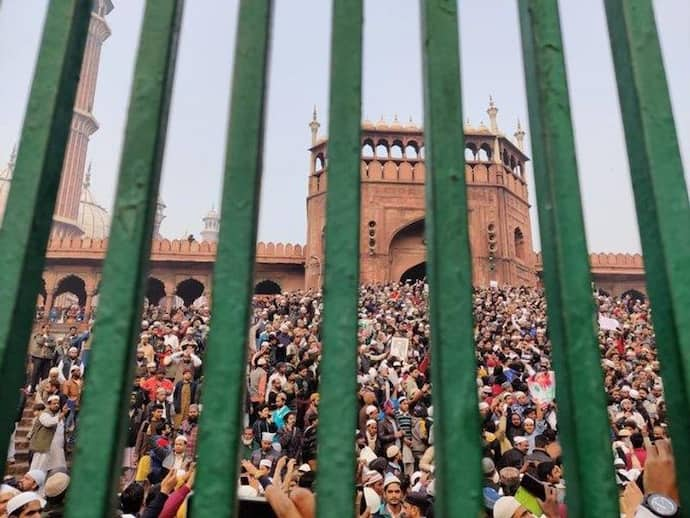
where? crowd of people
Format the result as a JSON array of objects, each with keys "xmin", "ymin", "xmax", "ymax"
[{"xmin": 1, "ymin": 281, "xmax": 680, "ymax": 517}]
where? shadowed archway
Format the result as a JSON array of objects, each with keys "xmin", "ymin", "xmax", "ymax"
[
  {"xmin": 176, "ymin": 278, "xmax": 205, "ymax": 307},
  {"xmin": 400, "ymin": 262, "xmax": 426, "ymax": 283},
  {"xmin": 146, "ymin": 277, "xmax": 166, "ymax": 307},
  {"xmin": 621, "ymin": 289, "xmax": 646, "ymax": 303},
  {"xmin": 54, "ymin": 274, "xmax": 87, "ymax": 307},
  {"xmin": 389, "ymin": 218, "xmax": 425, "ymax": 282},
  {"xmin": 254, "ymin": 280, "xmax": 282, "ymax": 295}
]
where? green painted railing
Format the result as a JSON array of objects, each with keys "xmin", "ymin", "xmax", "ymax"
[{"xmin": 0, "ymin": 1, "xmax": 687, "ymax": 517}]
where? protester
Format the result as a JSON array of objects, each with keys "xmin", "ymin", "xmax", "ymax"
[{"xmin": 6, "ymin": 281, "xmax": 679, "ymax": 517}]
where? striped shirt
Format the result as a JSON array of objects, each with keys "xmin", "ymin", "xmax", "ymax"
[{"xmin": 395, "ymin": 410, "xmax": 413, "ymax": 439}]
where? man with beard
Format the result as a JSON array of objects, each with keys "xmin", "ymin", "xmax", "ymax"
[
  {"xmin": 172, "ymin": 369, "xmax": 198, "ymax": 429},
  {"xmin": 239, "ymin": 427, "xmax": 255, "ymax": 461},
  {"xmin": 277, "ymin": 411, "xmax": 303, "ymax": 460},
  {"xmin": 29, "ymin": 396, "xmax": 68, "ymax": 473},
  {"xmin": 179, "ymin": 404, "xmax": 200, "ymax": 456},
  {"xmin": 378, "ymin": 400, "xmax": 403, "ymax": 453},
  {"xmin": 250, "ymin": 432, "xmax": 279, "ymax": 471},
  {"xmin": 56, "ymin": 347, "xmax": 83, "ymax": 383}
]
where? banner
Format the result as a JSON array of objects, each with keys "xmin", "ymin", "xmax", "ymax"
[
  {"xmin": 598, "ymin": 314, "xmax": 621, "ymax": 331},
  {"xmin": 527, "ymin": 370, "xmax": 556, "ymax": 404}
]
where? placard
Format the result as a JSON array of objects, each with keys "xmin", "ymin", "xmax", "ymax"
[
  {"xmin": 527, "ymin": 370, "xmax": 556, "ymax": 404},
  {"xmin": 390, "ymin": 337, "xmax": 409, "ymax": 361}
]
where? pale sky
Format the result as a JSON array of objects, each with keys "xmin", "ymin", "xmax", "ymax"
[{"xmin": 0, "ymin": 1, "xmax": 688, "ymax": 253}]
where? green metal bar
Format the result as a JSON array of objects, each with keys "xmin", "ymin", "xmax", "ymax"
[
  {"xmin": 191, "ymin": 2, "xmax": 272, "ymax": 516},
  {"xmin": 518, "ymin": 2, "xmax": 618, "ymax": 517},
  {"xmin": 604, "ymin": 0, "xmax": 690, "ymax": 508},
  {"xmin": 0, "ymin": 0, "xmax": 90, "ymax": 459},
  {"xmin": 420, "ymin": 1, "xmax": 482, "ymax": 516},
  {"xmin": 315, "ymin": 0, "xmax": 363, "ymax": 516},
  {"xmin": 516, "ymin": 1, "xmax": 583, "ymax": 512},
  {"xmin": 65, "ymin": 2, "xmax": 184, "ymax": 515}
]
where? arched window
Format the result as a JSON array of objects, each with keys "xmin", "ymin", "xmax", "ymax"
[
  {"xmin": 465, "ymin": 147, "xmax": 475, "ymax": 161},
  {"xmin": 362, "ymin": 142, "xmax": 375, "ymax": 158},
  {"xmin": 390, "ymin": 143, "xmax": 404, "ymax": 159},
  {"xmin": 405, "ymin": 143, "xmax": 418, "ymax": 159},
  {"xmin": 315, "ymin": 154, "xmax": 325, "ymax": 171},
  {"xmin": 514, "ymin": 227, "xmax": 526, "ymax": 261},
  {"xmin": 375, "ymin": 143, "xmax": 389, "ymax": 159},
  {"xmin": 479, "ymin": 143, "xmax": 492, "ymax": 161}
]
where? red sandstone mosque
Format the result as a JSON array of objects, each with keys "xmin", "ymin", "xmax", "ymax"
[{"xmin": 0, "ymin": 2, "xmax": 647, "ymax": 319}]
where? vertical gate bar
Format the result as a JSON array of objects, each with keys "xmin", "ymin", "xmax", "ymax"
[
  {"xmin": 516, "ymin": 3, "xmax": 583, "ymax": 513},
  {"xmin": 420, "ymin": 1, "xmax": 482, "ymax": 515},
  {"xmin": 0, "ymin": 0, "xmax": 91, "ymax": 460},
  {"xmin": 517, "ymin": 2, "xmax": 618, "ymax": 516},
  {"xmin": 315, "ymin": 0, "xmax": 363, "ymax": 516},
  {"xmin": 604, "ymin": 0, "xmax": 690, "ymax": 506},
  {"xmin": 191, "ymin": 1, "xmax": 272, "ymax": 516},
  {"xmin": 65, "ymin": 2, "xmax": 185, "ymax": 515}
]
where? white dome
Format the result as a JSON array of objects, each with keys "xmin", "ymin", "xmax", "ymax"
[{"xmin": 78, "ymin": 170, "xmax": 110, "ymax": 239}]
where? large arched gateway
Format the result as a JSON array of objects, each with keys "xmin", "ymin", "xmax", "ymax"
[{"xmin": 389, "ymin": 219, "xmax": 426, "ymax": 282}]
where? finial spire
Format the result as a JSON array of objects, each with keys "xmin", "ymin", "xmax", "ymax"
[
  {"xmin": 309, "ymin": 105, "xmax": 320, "ymax": 146},
  {"xmin": 487, "ymin": 95, "xmax": 499, "ymax": 133},
  {"xmin": 84, "ymin": 162, "xmax": 92, "ymax": 188},
  {"xmin": 9, "ymin": 144, "xmax": 17, "ymax": 169},
  {"xmin": 514, "ymin": 117, "xmax": 526, "ymax": 150}
]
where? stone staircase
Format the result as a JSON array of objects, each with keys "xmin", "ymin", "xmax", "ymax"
[
  {"xmin": 5, "ymin": 399, "xmax": 35, "ymax": 477},
  {"xmin": 4, "ymin": 321, "xmax": 89, "ymax": 478}
]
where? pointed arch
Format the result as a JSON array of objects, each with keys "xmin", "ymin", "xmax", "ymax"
[
  {"xmin": 146, "ymin": 277, "xmax": 166, "ymax": 307},
  {"xmin": 176, "ymin": 278, "xmax": 205, "ymax": 307},
  {"xmin": 54, "ymin": 274, "xmax": 87, "ymax": 307},
  {"xmin": 254, "ymin": 280, "xmax": 282, "ymax": 295}
]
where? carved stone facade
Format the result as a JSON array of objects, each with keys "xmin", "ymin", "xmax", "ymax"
[
  {"xmin": 23, "ymin": 14, "xmax": 646, "ymax": 314},
  {"xmin": 305, "ymin": 107, "xmax": 535, "ymax": 289}
]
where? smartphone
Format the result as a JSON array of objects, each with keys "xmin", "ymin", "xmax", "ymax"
[
  {"xmin": 240, "ymin": 475, "xmax": 250, "ymax": 486},
  {"xmin": 520, "ymin": 473, "xmax": 546, "ymax": 501}
]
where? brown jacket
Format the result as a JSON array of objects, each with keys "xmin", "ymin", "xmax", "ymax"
[{"xmin": 63, "ymin": 379, "xmax": 82, "ymax": 403}]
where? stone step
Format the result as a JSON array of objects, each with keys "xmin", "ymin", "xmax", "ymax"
[{"xmin": 6, "ymin": 462, "xmax": 29, "ymax": 477}]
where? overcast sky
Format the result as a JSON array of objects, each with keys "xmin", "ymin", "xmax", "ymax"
[{"xmin": 0, "ymin": 1, "xmax": 688, "ymax": 253}]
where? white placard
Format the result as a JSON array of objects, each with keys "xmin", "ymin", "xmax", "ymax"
[{"xmin": 390, "ymin": 337, "xmax": 409, "ymax": 360}]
